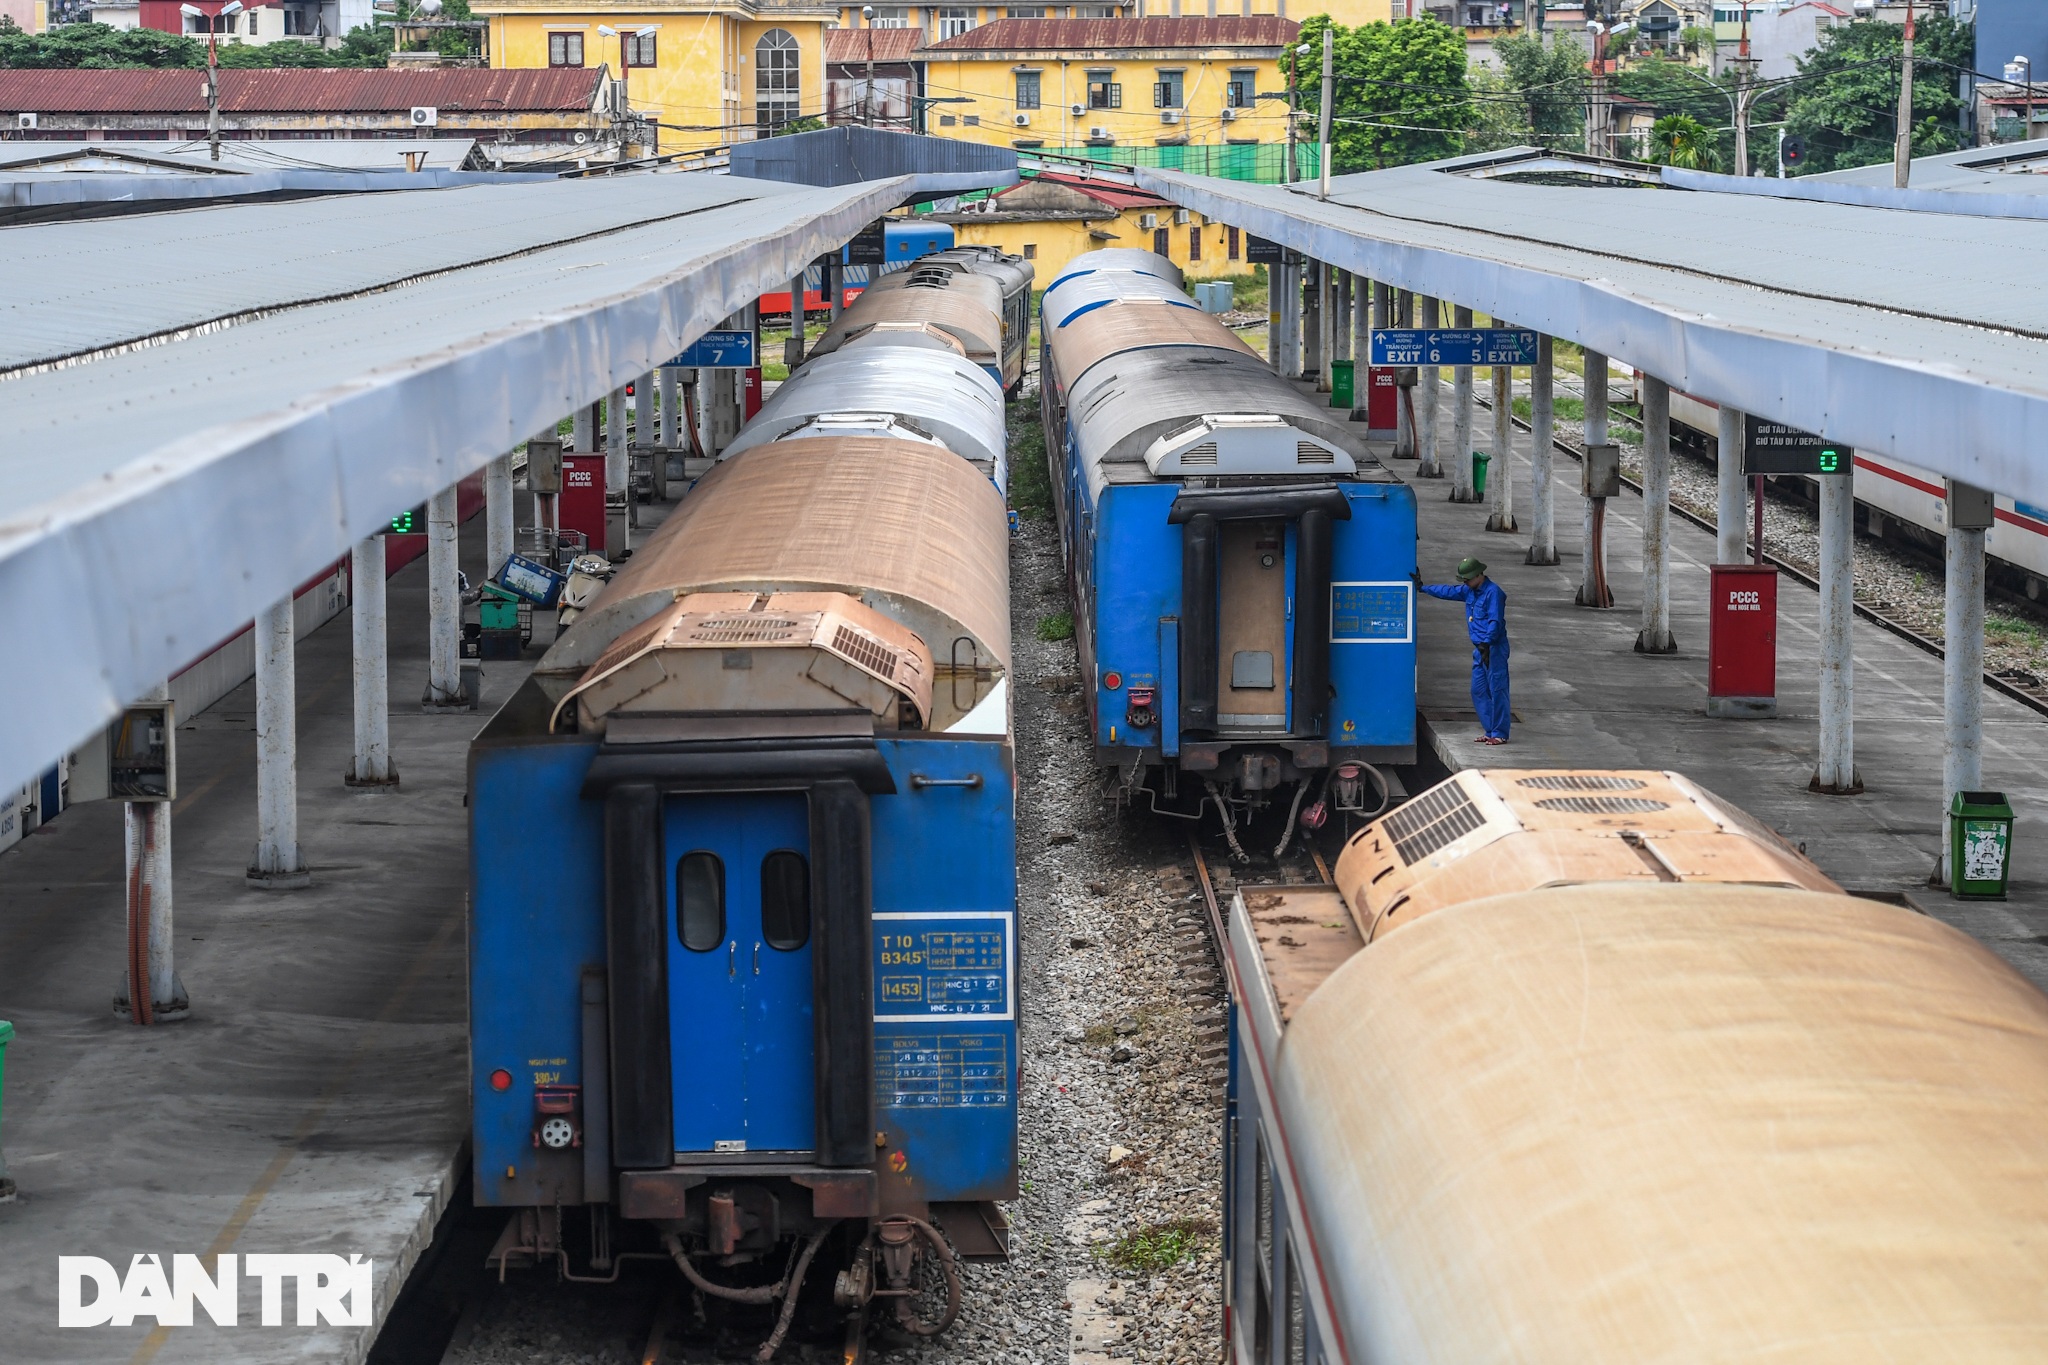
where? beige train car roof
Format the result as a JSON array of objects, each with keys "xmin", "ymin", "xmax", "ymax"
[
  {"xmin": 1045, "ymin": 299, "xmax": 1259, "ymax": 397},
  {"xmin": 1276, "ymin": 882, "xmax": 2048, "ymax": 1364},
  {"xmin": 812, "ymin": 274, "xmax": 1003, "ymax": 362},
  {"xmin": 1334, "ymin": 769, "xmax": 1836, "ymax": 941},
  {"xmin": 541, "ymin": 436, "xmax": 1010, "ymax": 680}
]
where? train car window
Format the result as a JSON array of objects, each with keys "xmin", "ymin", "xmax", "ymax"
[
  {"xmin": 676, "ymin": 851, "xmax": 726, "ymax": 951},
  {"xmin": 760, "ymin": 850, "xmax": 811, "ymax": 950},
  {"xmin": 1285, "ymin": 1245, "xmax": 1307, "ymax": 1365},
  {"xmin": 1255, "ymin": 1126, "xmax": 1274, "ymax": 1272}
]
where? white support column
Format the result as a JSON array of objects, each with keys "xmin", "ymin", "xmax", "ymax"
[
  {"xmin": 1450, "ymin": 304, "xmax": 1476, "ymax": 502},
  {"xmin": 249, "ymin": 595, "xmax": 309, "ymax": 888},
  {"xmin": 1578, "ymin": 352, "xmax": 1612, "ymax": 608},
  {"xmin": 1940, "ymin": 480, "xmax": 1990, "ymax": 876},
  {"xmin": 1393, "ymin": 290, "xmax": 1415, "ymax": 459},
  {"xmin": 1349, "ymin": 277, "xmax": 1371, "ymax": 421},
  {"xmin": 695, "ymin": 367, "xmax": 714, "ymax": 455},
  {"xmin": 1312, "ymin": 262, "xmax": 1332, "ymax": 390},
  {"xmin": 1527, "ymin": 334, "xmax": 1557, "ymax": 563},
  {"xmin": 1415, "ymin": 296, "xmax": 1442, "ymax": 479},
  {"xmin": 1277, "ymin": 257, "xmax": 1301, "ymax": 378},
  {"xmin": 606, "ymin": 383, "xmax": 631, "ymax": 544},
  {"xmin": 659, "ymin": 367, "xmax": 681, "ymax": 451},
  {"xmin": 1486, "ymin": 351, "xmax": 1516, "ymax": 532},
  {"xmin": 573, "ymin": 402, "xmax": 596, "ymax": 453},
  {"xmin": 485, "ymin": 453, "xmax": 513, "ymax": 581},
  {"xmin": 1636, "ymin": 376, "xmax": 1677, "ymax": 653},
  {"xmin": 348, "ymin": 535, "xmax": 397, "ymax": 788},
  {"xmin": 828, "ymin": 259, "xmax": 845, "ymax": 323},
  {"xmin": 1716, "ymin": 404, "xmax": 1747, "ymax": 564},
  {"xmin": 1813, "ymin": 470, "xmax": 1860, "ymax": 792},
  {"xmin": 424, "ymin": 482, "xmax": 465, "ymax": 708},
  {"xmin": 119, "ymin": 680, "xmax": 186, "ymax": 1024},
  {"xmin": 1334, "ymin": 271, "xmax": 1352, "ymax": 363},
  {"xmin": 787, "ymin": 273, "xmax": 807, "ymax": 367}
]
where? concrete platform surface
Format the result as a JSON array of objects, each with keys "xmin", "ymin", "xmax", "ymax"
[
  {"xmin": 0, "ymin": 525, "xmax": 531, "ymax": 1363},
  {"xmin": 1384, "ymin": 385, "xmax": 2048, "ymax": 992}
]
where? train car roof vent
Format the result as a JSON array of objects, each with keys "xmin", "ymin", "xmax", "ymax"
[
  {"xmin": 1145, "ymin": 413, "xmax": 1358, "ymax": 477},
  {"xmin": 1379, "ymin": 778, "xmax": 1490, "ymax": 866}
]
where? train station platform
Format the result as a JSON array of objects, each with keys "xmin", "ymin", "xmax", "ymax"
[
  {"xmin": 0, "ymin": 520, "xmax": 534, "ymax": 1363},
  {"xmin": 1391, "ymin": 408, "xmax": 2048, "ymax": 993}
]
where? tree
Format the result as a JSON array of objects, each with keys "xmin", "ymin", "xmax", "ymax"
[
  {"xmin": 0, "ymin": 17, "xmax": 396, "ymax": 69},
  {"xmin": 1646, "ymin": 112, "xmax": 1719, "ymax": 169},
  {"xmin": 1778, "ymin": 12, "xmax": 1975, "ymax": 174},
  {"xmin": 1491, "ymin": 32, "xmax": 1587, "ymax": 149},
  {"xmin": 1293, "ymin": 14, "xmax": 1472, "ymax": 172}
]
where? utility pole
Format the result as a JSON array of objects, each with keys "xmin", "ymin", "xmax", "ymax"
[
  {"xmin": 1317, "ymin": 27, "xmax": 1334, "ymax": 199},
  {"xmin": 863, "ymin": 6, "xmax": 877, "ymax": 129},
  {"xmin": 179, "ymin": 1, "xmax": 243, "ymax": 162},
  {"xmin": 1285, "ymin": 42, "xmax": 1304, "ymax": 183},
  {"xmin": 1894, "ymin": 0, "xmax": 1916, "ymax": 188},
  {"xmin": 1732, "ymin": 4, "xmax": 1753, "ymax": 178}
]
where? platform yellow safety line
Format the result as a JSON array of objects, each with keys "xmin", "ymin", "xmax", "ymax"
[{"xmin": 127, "ymin": 902, "xmax": 466, "ymax": 1365}]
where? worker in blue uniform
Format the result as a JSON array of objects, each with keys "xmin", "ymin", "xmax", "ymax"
[{"xmin": 1417, "ymin": 557, "xmax": 1511, "ymax": 744}]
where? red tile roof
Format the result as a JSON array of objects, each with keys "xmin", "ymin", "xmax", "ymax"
[
  {"xmin": 923, "ymin": 16, "xmax": 1298, "ymax": 53},
  {"xmin": 825, "ymin": 27, "xmax": 924, "ymax": 63},
  {"xmin": 0, "ymin": 68, "xmax": 605, "ymax": 115},
  {"xmin": 1005, "ymin": 170, "xmax": 1171, "ymax": 211}
]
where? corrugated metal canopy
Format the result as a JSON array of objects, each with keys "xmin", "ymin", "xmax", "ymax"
[
  {"xmin": 1136, "ymin": 160, "xmax": 2048, "ymax": 509},
  {"xmin": 0, "ymin": 168, "xmax": 1007, "ymax": 795},
  {"xmin": 0, "ymin": 67, "xmax": 604, "ymax": 114}
]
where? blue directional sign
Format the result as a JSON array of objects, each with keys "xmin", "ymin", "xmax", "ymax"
[
  {"xmin": 1369, "ymin": 328, "xmax": 1539, "ymax": 367},
  {"xmin": 666, "ymin": 329, "xmax": 756, "ymax": 368}
]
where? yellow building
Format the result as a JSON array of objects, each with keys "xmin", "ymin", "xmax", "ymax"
[
  {"xmin": 838, "ymin": 2, "xmax": 1392, "ymax": 38},
  {"xmin": 914, "ymin": 15, "xmax": 1294, "ymax": 169},
  {"xmin": 937, "ymin": 169, "xmax": 1249, "ymax": 288},
  {"xmin": 476, "ymin": 0, "xmax": 837, "ymax": 155}
]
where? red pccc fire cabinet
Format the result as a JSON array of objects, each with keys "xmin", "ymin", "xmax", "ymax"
[
  {"xmin": 1365, "ymin": 366, "xmax": 1400, "ymax": 439},
  {"xmin": 1707, "ymin": 563, "xmax": 1778, "ymax": 718}
]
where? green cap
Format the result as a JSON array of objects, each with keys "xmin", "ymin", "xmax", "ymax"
[{"xmin": 1455, "ymin": 557, "xmax": 1487, "ymax": 579}]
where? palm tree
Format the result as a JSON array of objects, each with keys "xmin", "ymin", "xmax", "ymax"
[{"xmin": 1647, "ymin": 112, "xmax": 1720, "ymax": 170}]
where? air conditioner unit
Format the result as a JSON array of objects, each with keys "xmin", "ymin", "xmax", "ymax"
[
  {"xmin": 1160, "ymin": 109, "xmax": 1181, "ymax": 125},
  {"xmin": 1174, "ymin": 208, "xmax": 1189, "ymax": 225},
  {"xmin": 410, "ymin": 106, "xmax": 438, "ymax": 127},
  {"xmin": 1220, "ymin": 107, "xmax": 1238, "ymax": 122},
  {"xmin": 16, "ymin": 112, "xmax": 36, "ymax": 130},
  {"xmin": 1013, "ymin": 112, "xmax": 1031, "ymax": 126},
  {"xmin": 1139, "ymin": 212, "xmax": 1158, "ymax": 229},
  {"xmin": 1071, "ymin": 103, "xmax": 1086, "ymax": 116}
]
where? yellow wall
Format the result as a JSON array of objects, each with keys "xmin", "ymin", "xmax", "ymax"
[
  {"xmin": 480, "ymin": 4, "xmax": 832, "ymax": 155},
  {"xmin": 838, "ymin": 3, "xmax": 1389, "ymax": 26},
  {"xmin": 952, "ymin": 205, "xmax": 1249, "ymax": 290},
  {"xmin": 919, "ymin": 48, "xmax": 1288, "ymax": 152}
]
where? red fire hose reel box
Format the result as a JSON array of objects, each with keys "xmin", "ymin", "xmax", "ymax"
[
  {"xmin": 1707, "ymin": 563, "xmax": 1779, "ymax": 718},
  {"xmin": 1364, "ymin": 366, "xmax": 1400, "ymax": 439},
  {"xmin": 558, "ymin": 454, "xmax": 608, "ymax": 557}
]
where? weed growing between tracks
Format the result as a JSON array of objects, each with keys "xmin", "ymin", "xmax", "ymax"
[{"xmin": 1101, "ymin": 1219, "xmax": 1218, "ymax": 1277}]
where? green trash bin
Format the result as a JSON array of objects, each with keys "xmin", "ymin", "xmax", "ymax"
[
  {"xmin": 1950, "ymin": 791, "xmax": 2015, "ymax": 899},
  {"xmin": 1329, "ymin": 359, "xmax": 1354, "ymax": 410},
  {"xmin": 0, "ymin": 1019, "xmax": 13, "ymax": 1201},
  {"xmin": 1472, "ymin": 451, "xmax": 1490, "ymax": 499}
]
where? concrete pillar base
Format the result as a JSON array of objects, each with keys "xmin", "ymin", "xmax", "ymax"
[
  {"xmin": 1486, "ymin": 514, "xmax": 1518, "ymax": 533},
  {"xmin": 1574, "ymin": 585, "xmax": 1614, "ymax": 609},
  {"xmin": 112, "ymin": 973, "xmax": 190, "ymax": 1023},
  {"xmin": 1415, "ymin": 464, "xmax": 1444, "ymax": 479},
  {"xmin": 1524, "ymin": 547, "xmax": 1560, "ymax": 566},
  {"xmin": 1449, "ymin": 489, "xmax": 1484, "ymax": 504},
  {"xmin": 1706, "ymin": 695, "xmax": 1777, "ymax": 719},
  {"xmin": 1633, "ymin": 630, "xmax": 1679, "ymax": 655},
  {"xmin": 421, "ymin": 694, "xmax": 477, "ymax": 714},
  {"xmin": 1808, "ymin": 771, "xmax": 1865, "ymax": 796},
  {"xmin": 344, "ymin": 762, "xmax": 401, "ymax": 789},
  {"xmin": 245, "ymin": 868, "xmax": 313, "ymax": 890}
]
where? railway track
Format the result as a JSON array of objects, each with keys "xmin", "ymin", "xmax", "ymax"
[{"xmin": 1472, "ymin": 390, "xmax": 2048, "ymax": 722}]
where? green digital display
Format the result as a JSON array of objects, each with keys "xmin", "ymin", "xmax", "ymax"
[
  {"xmin": 1744, "ymin": 416, "xmax": 1851, "ymax": 477},
  {"xmin": 387, "ymin": 506, "xmax": 423, "ymax": 535},
  {"xmin": 1817, "ymin": 447, "xmax": 1844, "ymax": 475}
]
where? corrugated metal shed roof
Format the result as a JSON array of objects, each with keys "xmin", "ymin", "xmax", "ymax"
[
  {"xmin": 923, "ymin": 16, "xmax": 1297, "ymax": 51},
  {"xmin": 0, "ymin": 164, "xmax": 1014, "ymax": 796},
  {"xmin": 1009, "ymin": 170, "xmax": 1171, "ymax": 211},
  {"xmin": 0, "ymin": 67, "xmax": 604, "ymax": 114},
  {"xmin": 0, "ymin": 138, "xmax": 481, "ymax": 173},
  {"xmin": 1135, "ymin": 159, "xmax": 2048, "ymax": 511},
  {"xmin": 825, "ymin": 27, "xmax": 924, "ymax": 62}
]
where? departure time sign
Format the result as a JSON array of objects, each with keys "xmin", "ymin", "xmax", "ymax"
[{"xmin": 1744, "ymin": 416, "xmax": 1850, "ymax": 476}]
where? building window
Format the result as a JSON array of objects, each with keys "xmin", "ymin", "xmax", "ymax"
[
  {"xmin": 1228, "ymin": 67, "xmax": 1256, "ymax": 108},
  {"xmin": 1077, "ymin": 4, "xmax": 1118, "ymax": 15},
  {"xmin": 938, "ymin": 6, "xmax": 975, "ymax": 38},
  {"xmin": 625, "ymin": 32, "xmax": 656, "ymax": 67},
  {"xmin": 1087, "ymin": 71, "xmax": 1121, "ymax": 109},
  {"xmin": 1006, "ymin": 4, "xmax": 1046, "ymax": 14},
  {"xmin": 549, "ymin": 31, "xmax": 584, "ymax": 67},
  {"xmin": 1228, "ymin": 225, "xmax": 1240, "ymax": 259},
  {"xmin": 1015, "ymin": 70, "xmax": 1041, "ymax": 109},
  {"xmin": 1022, "ymin": 242, "xmax": 1037, "ymax": 258},
  {"xmin": 1153, "ymin": 226, "xmax": 1169, "ymax": 256},
  {"xmin": 1154, "ymin": 69, "xmax": 1183, "ymax": 108},
  {"xmin": 755, "ymin": 28, "xmax": 800, "ymax": 133},
  {"xmin": 870, "ymin": 5, "xmax": 911, "ymax": 25},
  {"xmin": 1189, "ymin": 224, "xmax": 1201, "ymax": 261}
]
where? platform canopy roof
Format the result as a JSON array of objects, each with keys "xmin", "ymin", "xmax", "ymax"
[
  {"xmin": 1138, "ymin": 152, "xmax": 2048, "ymax": 504},
  {"xmin": 0, "ymin": 164, "xmax": 1008, "ymax": 795}
]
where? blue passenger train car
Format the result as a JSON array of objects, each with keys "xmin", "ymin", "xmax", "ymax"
[
  {"xmin": 1040, "ymin": 250, "xmax": 1416, "ymax": 831},
  {"xmin": 468, "ymin": 434, "xmax": 1016, "ymax": 1349}
]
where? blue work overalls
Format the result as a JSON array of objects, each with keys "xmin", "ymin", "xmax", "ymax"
[{"xmin": 1422, "ymin": 579, "xmax": 1511, "ymax": 740}]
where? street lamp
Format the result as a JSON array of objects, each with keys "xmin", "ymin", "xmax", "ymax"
[
  {"xmin": 910, "ymin": 94, "xmax": 971, "ymax": 134},
  {"xmin": 597, "ymin": 23, "xmax": 657, "ymax": 157},
  {"xmin": 178, "ymin": 0, "xmax": 243, "ymax": 164}
]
